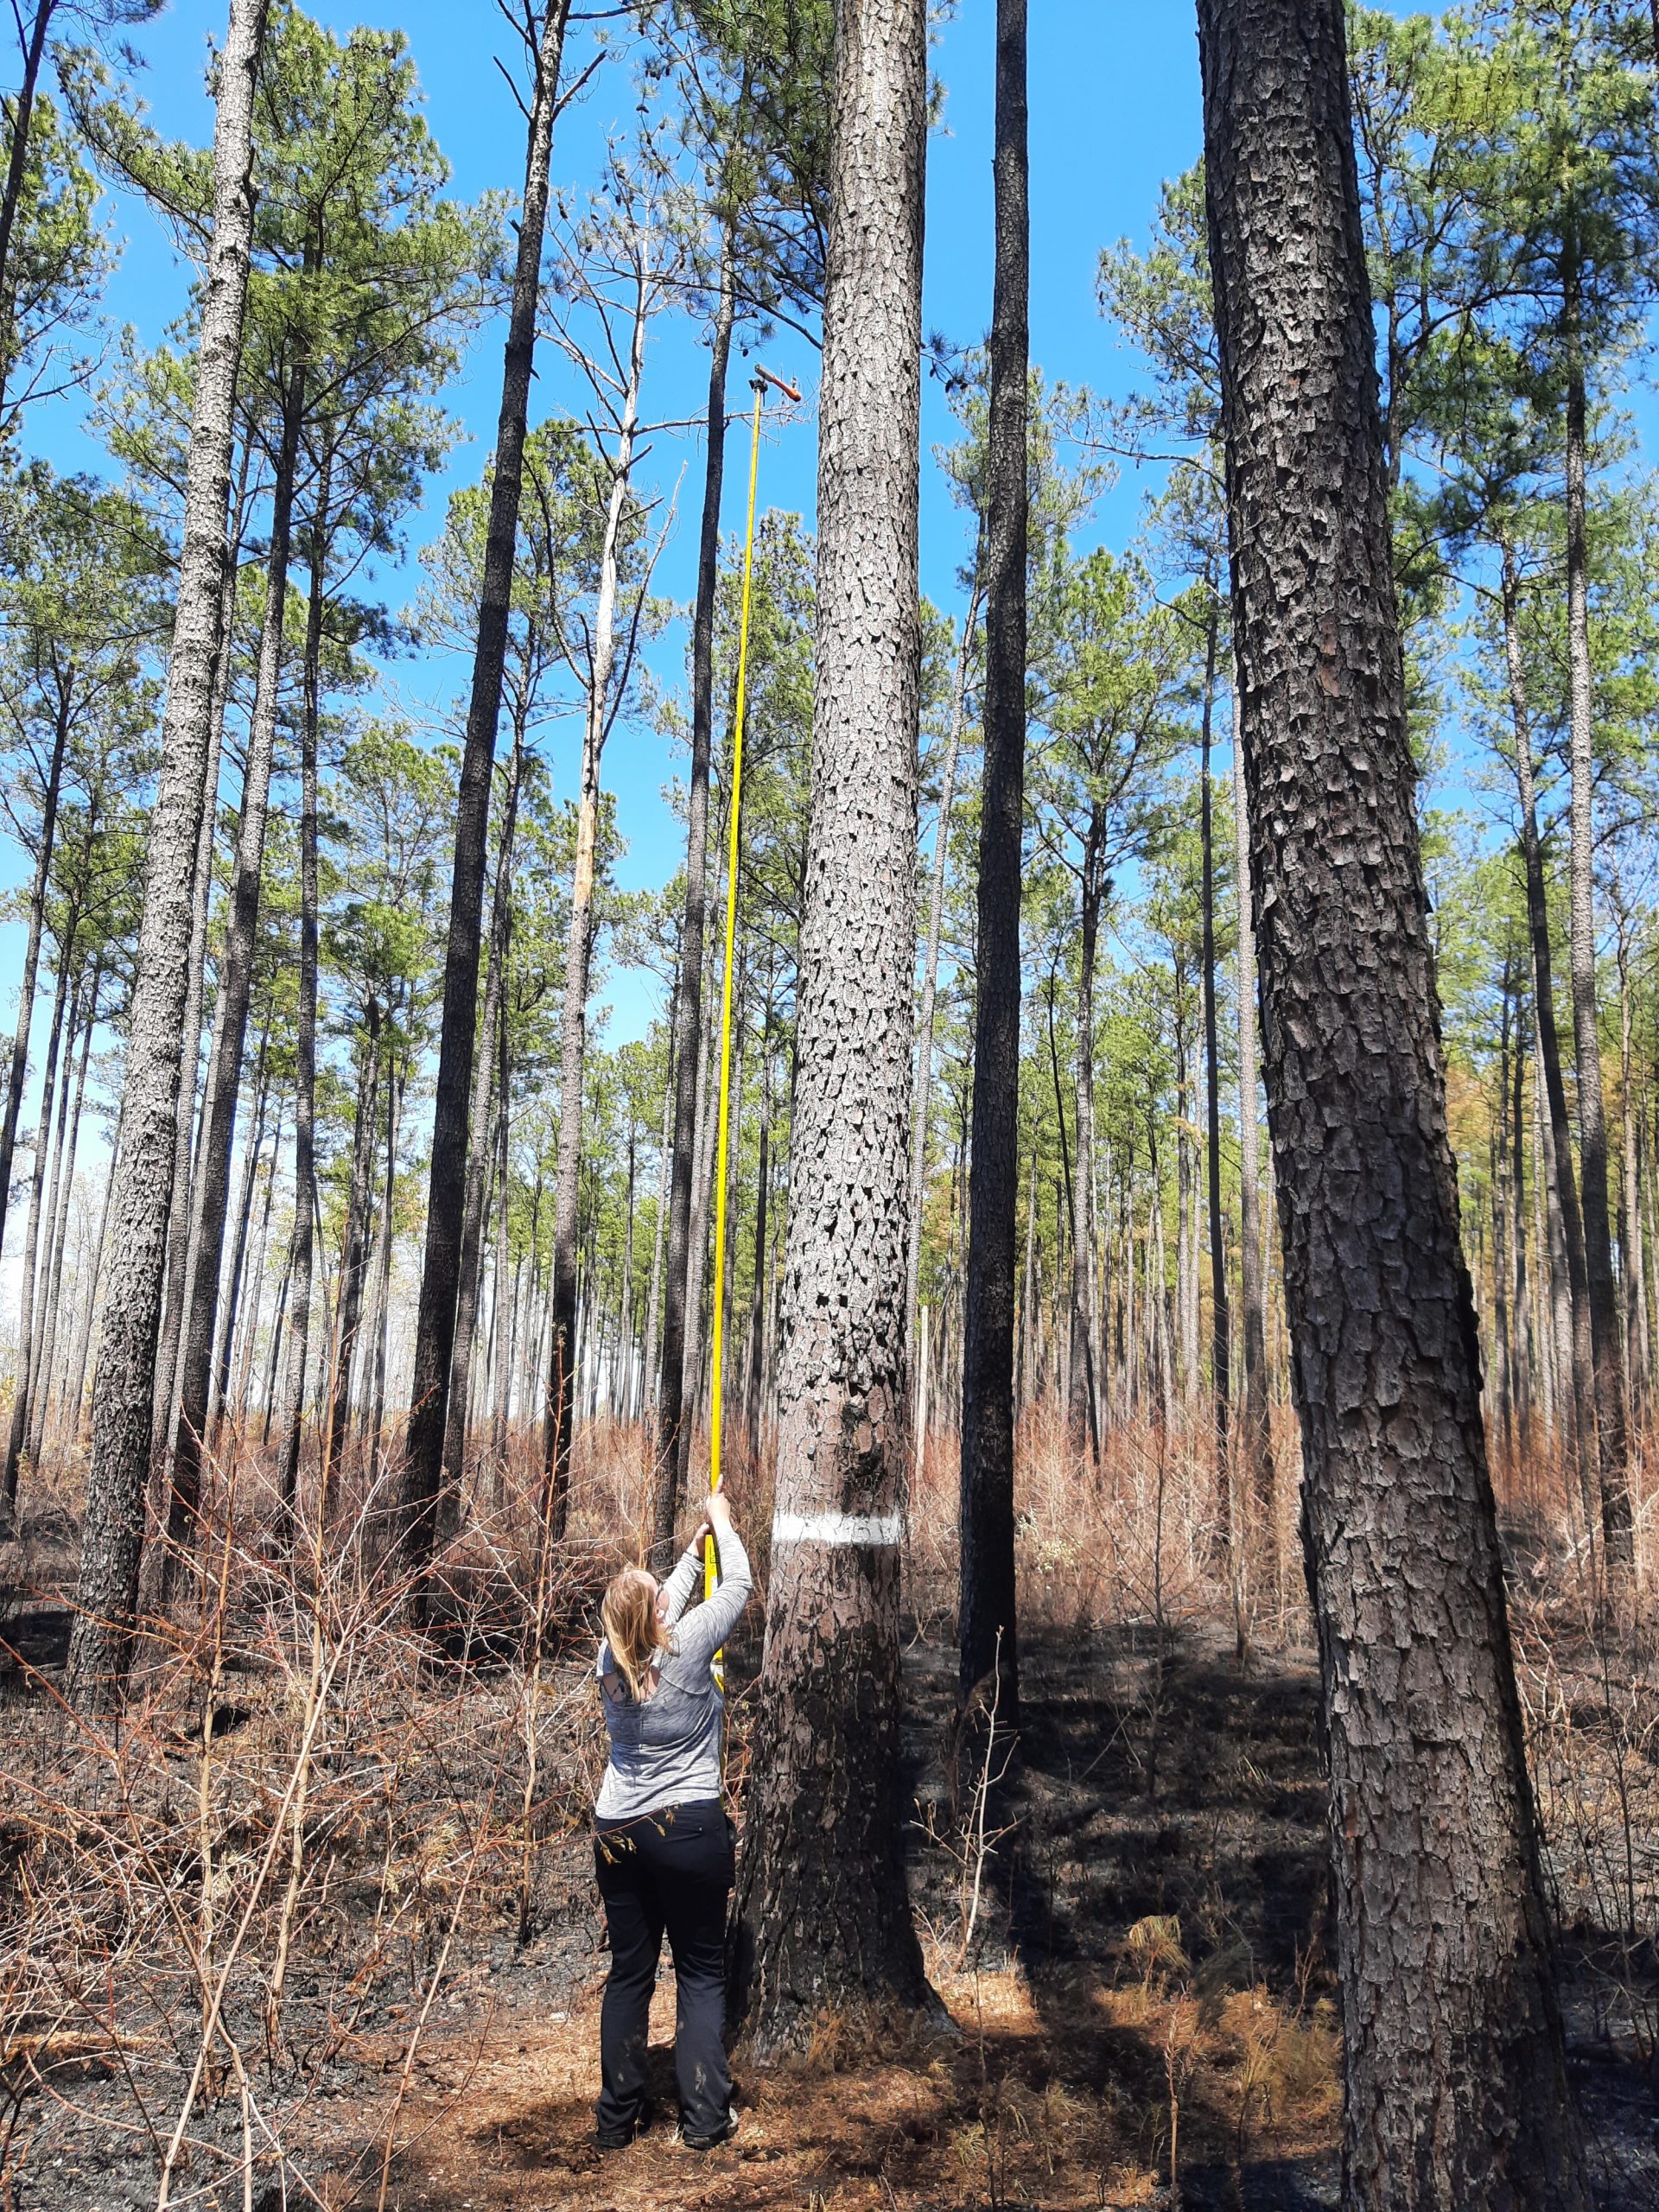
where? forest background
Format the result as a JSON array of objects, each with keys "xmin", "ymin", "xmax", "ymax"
[{"xmin": 1, "ymin": 0, "xmax": 1657, "ymax": 2204}]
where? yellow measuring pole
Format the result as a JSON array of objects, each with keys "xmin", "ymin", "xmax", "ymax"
[{"xmin": 706, "ymin": 366, "xmax": 798, "ymax": 1618}]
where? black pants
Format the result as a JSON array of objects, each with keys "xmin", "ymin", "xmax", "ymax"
[{"xmin": 593, "ymin": 1800, "xmax": 734, "ymax": 2137}]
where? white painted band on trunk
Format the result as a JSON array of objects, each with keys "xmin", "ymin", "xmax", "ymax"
[{"xmin": 771, "ymin": 1510, "xmax": 903, "ymax": 1548}]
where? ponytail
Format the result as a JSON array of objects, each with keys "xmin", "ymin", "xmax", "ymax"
[{"xmin": 601, "ymin": 1566, "xmax": 662, "ymax": 1701}]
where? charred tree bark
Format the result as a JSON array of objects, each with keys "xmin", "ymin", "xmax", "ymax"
[
  {"xmin": 959, "ymin": 0, "xmax": 1027, "ymax": 1719},
  {"xmin": 1561, "ymin": 242, "xmax": 1632, "ymax": 1579},
  {"xmin": 404, "ymin": 0, "xmax": 570, "ymax": 1585},
  {"xmin": 1198, "ymin": 3, "xmax": 1589, "ymax": 2203},
  {"xmin": 905, "ymin": 577, "xmax": 979, "ymax": 1357},
  {"xmin": 730, "ymin": 0, "xmax": 933, "ymax": 2054},
  {"xmin": 1068, "ymin": 818, "xmax": 1104, "ymax": 1461},
  {"xmin": 67, "ymin": 0, "xmax": 270, "ymax": 1707},
  {"xmin": 1231, "ymin": 691, "xmax": 1274, "ymax": 1539}
]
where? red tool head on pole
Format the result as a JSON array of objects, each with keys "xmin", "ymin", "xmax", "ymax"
[{"xmin": 752, "ymin": 364, "xmax": 803, "ymax": 404}]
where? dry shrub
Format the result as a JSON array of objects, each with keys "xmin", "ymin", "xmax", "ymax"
[{"xmin": 0, "ymin": 1411, "xmax": 680, "ymax": 2209}]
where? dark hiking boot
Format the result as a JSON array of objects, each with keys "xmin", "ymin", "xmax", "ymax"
[
  {"xmin": 680, "ymin": 2105, "xmax": 739, "ymax": 2152},
  {"xmin": 595, "ymin": 2097, "xmax": 654, "ymax": 2150}
]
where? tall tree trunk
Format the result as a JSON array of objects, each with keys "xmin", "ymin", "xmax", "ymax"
[
  {"xmin": 3, "ymin": 940, "xmax": 75, "ymax": 1503},
  {"xmin": 1491, "ymin": 981, "xmax": 1515, "ymax": 1466},
  {"xmin": 652, "ymin": 232, "xmax": 736, "ymax": 1560},
  {"xmin": 490, "ymin": 994, "xmax": 513, "ymax": 1469},
  {"xmin": 1198, "ymin": 4, "xmax": 1589, "ymax": 2204},
  {"xmin": 746, "ymin": 1021, "xmax": 774, "ymax": 1453},
  {"xmin": 0, "ymin": 680, "xmax": 70, "ymax": 1306},
  {"xmin": 546, "ymin": 268, "xmax": 645, "ymax": 1537},
  {"xmin": 1016, "ymin": 1140, "xmax": 1037, "ymax": 1409},
  {"xmin": 1200, "ymin": 619, "xmax": 1231, "ymax": 1537},
  {"xmin": 66, "ymin": 0, "xmax": 269, "ymax": 1708},
  {"xmin": 1535, "ymin": 1001, "xmax": 1573, "ymax": 1452},
  {"xmin": 1231, "ymin": 689, "xmax": 1274, "ymax": 1538},
  {"xmin": 442, "ymin": 726, "xmax": 523, "ymax": 1523},
  {"xmin": 960, "ymin": 0, "xmax": 1027, "ymax": 1719},
  {"xmin": 1069, "ymin": 828, "xmax": 1103, "ymax": 1459},
  {"xmin": 0, "ymin": 1, "xmax": 57, "ymax": 324},
  {"xmin": 679, "ymin": 934, "xmax": 720, "ymax": 1433},
  {"xmin": 167, "ymin": 369, "xmax": 305, "ymax": 1568},
  {"xmin": 1619, "ymin": 939, "xmax": 1649, "ymax": 1415},
  {"xmin": 1504, "ymin": 547, "xmax": 1597, "ymax": 1526},
  {"xmin": 641, "ymin": 963, "xmax": 678, "ymax": 1423},
  {"xmin": 1046, "ymin": 969, "xmax": 1097, "ymax": 1455},
  {"xmin": 366, "ymin": 1062, "xmax": 404, "ymax": 1495},
  {"xmin": 238, "ymin": 1097, "xmax": 283, "ymax": 1427},
  {"xmin": 275, "ymin": 503, "xmax": 327, "ymax": 1526},
  {"xmin": 155, "ymin": 439, "xmax": 253, "ymax": 1471},
  {"xmin": 66, "ymin": 1087, "xmax": 126, "ymax": 1451},
  {"xmin": 730, "ymin": 0, "xmax": 932, "ymax": 2052},
  {"xmin": 261, "ymin": 1234, "xmax": 291, "ymax": 1441},
  {"xmin": 404, "ymin": 0, "xmax": 571, "ymax": 1584},
  {"xmin": 905, "ymin": 579, "xmax": 979, "ymax": 1356},
  {"xmin": 325, "ymin": 1003, "xmax": 382, "ymax": 1499},
  {"xmin": 1511, "ymin": 1014, "xmax": 1534, "ymax": 1464},
  {"xmin": 214, "ymin": 1038, "xmax": 272, "ymax": 1433},
  {"xmin": 30, "ymin": 954, "xmax": 99, "ymax": 1470},
  {"xmin": 1561, "ymin": 247, "xmax": 1632, "ymax": 1578}
]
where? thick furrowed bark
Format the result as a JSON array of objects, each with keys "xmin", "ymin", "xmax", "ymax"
[
  {"xmin": 1197, "ymin": 3, "xmax": 1589, "ymax": 2204},
  {"xmin": 731, "ymin": 0, "xmax": 932, "ymax": 2057},
  {"xmin": 67, "ymin": 0, "xmax": 270, "ymax": 1708}
]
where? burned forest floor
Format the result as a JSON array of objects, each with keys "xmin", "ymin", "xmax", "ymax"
[{"xmin": 1, "ymin": 1423, "xmax": 1656, "ymax": 2210}]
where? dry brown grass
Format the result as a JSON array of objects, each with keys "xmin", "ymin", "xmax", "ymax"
[{"xmin": 0, "ymin": 1400, "xmax": 1651, "ymax": 2208}]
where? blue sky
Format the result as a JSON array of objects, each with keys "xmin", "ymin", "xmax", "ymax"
[{"xmin": 21, "ymin": 0, "xmax": 1218, "ymax": 1055}]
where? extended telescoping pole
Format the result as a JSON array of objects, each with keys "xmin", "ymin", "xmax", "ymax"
[{"xmin": 705, "ymin": 365, "xmax": 802, "ymax": 1651}]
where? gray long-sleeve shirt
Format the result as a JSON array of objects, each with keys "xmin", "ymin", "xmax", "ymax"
[{"xmin": 594, "ymin": 1526, "xmax": 753, "ymax": 1821}]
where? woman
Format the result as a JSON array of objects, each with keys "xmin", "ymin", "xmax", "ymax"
[{"xmin": 592, "ymin": 1486, "xmax": 752, "ymax": 2152}]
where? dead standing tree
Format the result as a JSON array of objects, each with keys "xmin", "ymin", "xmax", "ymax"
[
  {"xmin": 538, "ymin": 162, "xmax": 686, "ymax": 1539},
  {"xmin": 1197, "ymin": 0, "xmax": 1590, "ymax": 2204}
]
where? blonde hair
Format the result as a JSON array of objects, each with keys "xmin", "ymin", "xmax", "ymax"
[{"xmin": 601, "ymin": 1566, "xmax": 662, "ymax": 1701}]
